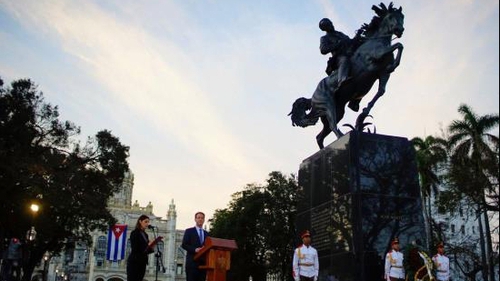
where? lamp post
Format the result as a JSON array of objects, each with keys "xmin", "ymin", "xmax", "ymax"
[
  {"xmin": 24, "ymin": 202, "xmax": 40, "ymax": 281},
  {"xmin": 42, "ymin": 253, "xmax": 50, "ymax": 281}
]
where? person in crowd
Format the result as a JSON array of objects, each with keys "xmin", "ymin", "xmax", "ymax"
[{"xmin": 2, "ymin": 238, "xmax": 22, "ymax": 281}]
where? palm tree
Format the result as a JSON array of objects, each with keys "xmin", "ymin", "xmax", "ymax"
[
  {"xmin": 448, "ymin": 104, "xmax": 499, "ymax": 281},
  {"xmin": 411, "ymin": 135, "xmax": 448, "ymax": 249}
]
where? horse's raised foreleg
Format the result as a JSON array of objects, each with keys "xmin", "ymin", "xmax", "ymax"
[
  {"xmin": 387, "ymin": 42, "xmax": 404, "ymax": 73},
  {"xmin": 316, "ymin": 116, "xmax": 331, "ymax": 149},
  {"xmin": 356, "ymin": 73, "xmax": 390, "ymax": 130}
]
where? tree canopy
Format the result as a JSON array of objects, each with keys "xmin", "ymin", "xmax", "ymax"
[
  {"xmin": 209, "ymin": 171, "xmax": 302, "ymax": 281},
  {"xmin": 0, "ymin": 78, "xmax": 130, "ymax": 281}
]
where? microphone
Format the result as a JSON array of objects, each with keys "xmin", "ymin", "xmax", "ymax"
[{"xmin": 147, "ymin": 225, "xmax": 156, "ymax": 229}]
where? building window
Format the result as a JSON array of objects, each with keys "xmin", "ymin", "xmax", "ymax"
[
  {"xmin": 459, "ymin": 207, "xmax": 463, "ymax": 217},
  {"xmin": 110, "ymin": 261, "xmax": 120, "ymax": 268},
  {"xmin": 157, "ymin": 241, "xmax": 164, "ymax": 254},
  {"xmin": 472, "ymin": 225, "xmax": 475, "ymax": 234},
  {"xmin": 95, "ymin": 236, "xmax": 107, "ymax": 266},
  {"xmin": 126, "ymin": 239, "xmax": 131, "ymax": 260},
  {"xmin": 451, "ymin": 224, "xmax": 455, "ymax": 233},
  {"xmin": 176, "ymin": 264, "xmax": 183, "ymax": 275},
  {"xmin": 460, "ymin": 225, "xmax": 465, "ymax": 235}
]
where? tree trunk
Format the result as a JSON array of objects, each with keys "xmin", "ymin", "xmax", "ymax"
[
  {"xmin": 426, "ymin": 195, "xmax": 433, "ymax": 247},
  {"xmin": 481, "ymin": 195, "xmax": 495, "ymax": 281},
  {"xmin": 476, "ymin": 207, "xmax": 489, "ymax": 281},
  {"xmin": 420, "ymin": 187, "xmax": 431, "ymax": 250}
]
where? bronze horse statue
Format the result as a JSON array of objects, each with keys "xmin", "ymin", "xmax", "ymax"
[{"xmin": 289, "ymin": 2, "xmax": 404, "ymax": 149}]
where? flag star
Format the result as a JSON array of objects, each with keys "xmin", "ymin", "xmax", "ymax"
[{"xmin": 115, "ymin": 228, "xmax": 121, "ymax": 233}]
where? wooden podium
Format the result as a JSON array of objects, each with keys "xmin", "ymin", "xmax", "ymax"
[{"xmin": 194, "ymin": 237, "xmax": 238, "ymax": 281}]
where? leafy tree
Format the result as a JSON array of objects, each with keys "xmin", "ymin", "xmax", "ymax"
[
  {"xmin": 211, "ymin": 184, "xmax": 268, "ymax": 281},
  {"xmin": 209, "ymin": 172, "xmax": 301, "ymax": 281},
  {"xmin": 261, "ymin": 172, "xmax": 301, "ymax": 280},
  {"xmin": 440, "ymin": 104, "xmax": 499, "ymax": 281},
  {"xmin": 446, "ymin": 104, "xmax": 499, "ymax": 210},
  {"xmin": 448, "ymin": 242, "xmax": 483, "ymax": 281},
  {"xmin": 411, "ymin": 135, "xmax": 448, "ymax": 248},
  {"xmin": 0, "ymin": 78, "xmax": 130, "ymax": 281}
]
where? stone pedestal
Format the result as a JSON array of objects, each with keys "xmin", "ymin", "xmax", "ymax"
[{"xmin": 296, "ymin": 131, "xmax": 426, "ymax": 281}]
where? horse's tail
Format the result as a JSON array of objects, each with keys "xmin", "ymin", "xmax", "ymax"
[{"xmin": 288, "ymin": 97, "xmax": 319, "ymax": 127}]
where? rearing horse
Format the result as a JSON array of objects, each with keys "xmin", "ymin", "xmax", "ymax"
[{"xmin": 289, "ymin": 2, "xmax": 404, "ymax": 149}]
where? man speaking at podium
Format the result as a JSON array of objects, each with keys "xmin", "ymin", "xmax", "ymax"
[{"xmin": 182, "ymin": 211, "xmax": 210, "ymax": 281}]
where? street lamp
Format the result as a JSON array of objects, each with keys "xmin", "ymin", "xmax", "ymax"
[{"xmin": 30, "ymin": 203, "xmax": 40, "ymax": 213}]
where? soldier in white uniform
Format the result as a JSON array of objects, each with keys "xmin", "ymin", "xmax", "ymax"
[
  {"xmin": 292, "ymin": 230, "xmax": 319, "ymax": 281},
  {"xmin": 384, "ymin": 237, "xmax": 405, "ymax": 281},
  {"xmin": 432, "ymin": 242, "xmax": 450, "ymax": 281}
]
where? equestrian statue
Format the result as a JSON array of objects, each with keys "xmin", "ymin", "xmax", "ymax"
[{"xmin": 289, "ymin": 2, "xmax": 404, "ymax": 149}]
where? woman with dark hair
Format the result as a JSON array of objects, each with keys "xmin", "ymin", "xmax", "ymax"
[{"xmin": 127, "ymin": 215, "xmax": 155, "ymax": 281}]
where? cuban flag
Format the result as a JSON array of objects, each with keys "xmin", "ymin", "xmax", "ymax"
[{"xmin": 106, "ymin": 224, "xmax": 127, "ymax": 261}]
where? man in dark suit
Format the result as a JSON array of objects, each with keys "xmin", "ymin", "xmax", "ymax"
[{"xmin": 182, "ymin": 211, "xmax": 209, "ymax": 281}]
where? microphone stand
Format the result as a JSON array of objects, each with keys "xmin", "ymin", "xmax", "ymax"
[{"xmin": 150, "ymin": 226, "xmax": 166, "ymax": 281}]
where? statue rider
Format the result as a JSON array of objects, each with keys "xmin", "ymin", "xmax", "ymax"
[
  {"xmin": 319, "ymin": 18, "xmax": 351, "ymax": 86},
  {"xmin": 319, "ymin": 18, "xmax": 364, "ymax": 112}
]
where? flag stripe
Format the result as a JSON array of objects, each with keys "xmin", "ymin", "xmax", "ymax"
[
  {"xmin": 106, "ymin": 229, "xmax": 113, "ymax": 260},
  {"xmin": 120, "ymin": 227, "xmax": 127, "ymax": 258}
]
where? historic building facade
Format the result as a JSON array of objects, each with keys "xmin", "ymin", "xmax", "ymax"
[
  {"xmin": 430, "ymin": 191, "xmax": 499, "ymax": 281},
  {"xmin": 44, "ymin": 172, "xmax": 187, "ymax": 281}
]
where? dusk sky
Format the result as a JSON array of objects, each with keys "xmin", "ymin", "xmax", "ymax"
[{"xmin": 1, "ymin": 0, "xmax": 498, "ymax": 229}]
